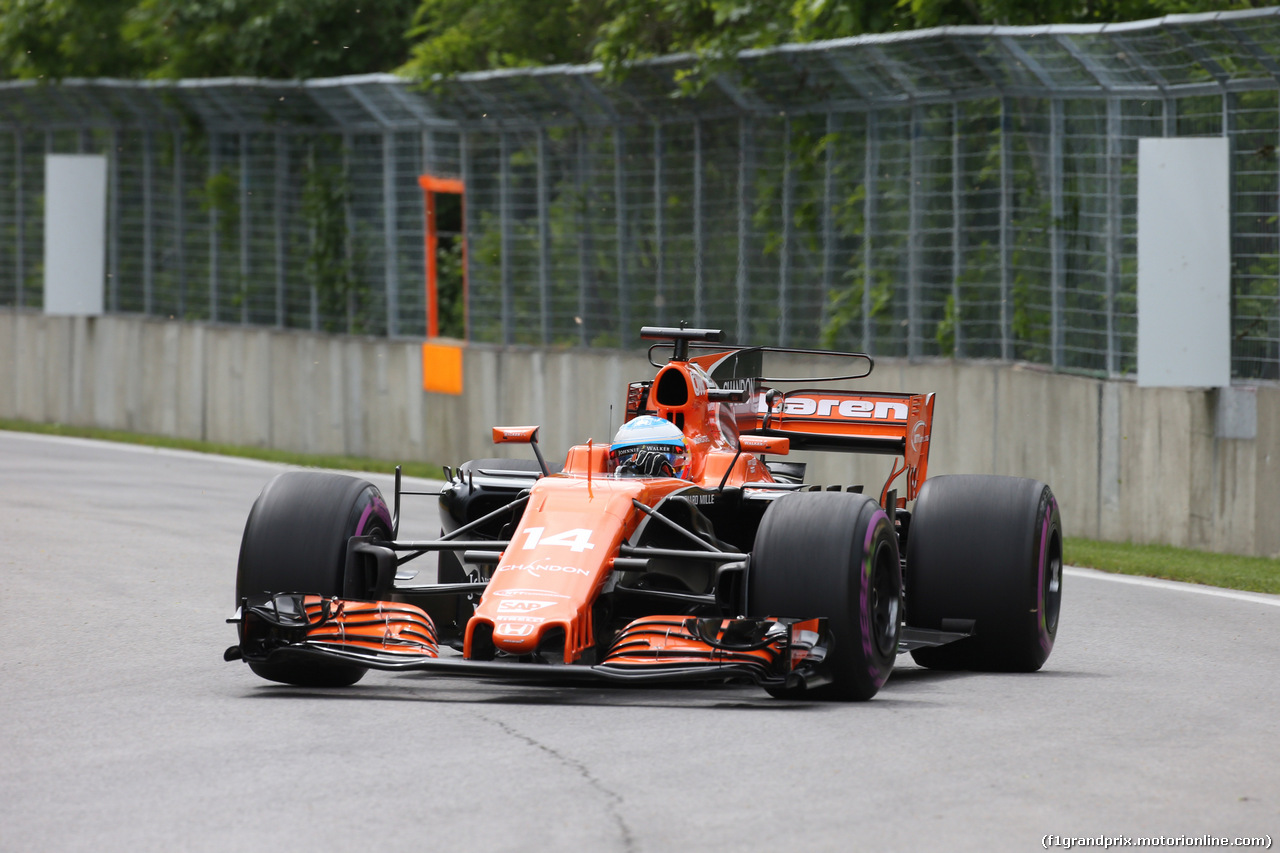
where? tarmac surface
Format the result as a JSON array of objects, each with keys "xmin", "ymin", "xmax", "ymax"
[{"xmin": 1, "ymin": 430, "xmax": 1277, "ymax": 851}]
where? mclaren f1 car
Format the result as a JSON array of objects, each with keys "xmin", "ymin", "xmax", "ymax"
[{"xmin": 227, "ymin": 325, "xmax": 1063, "ymax": 700}]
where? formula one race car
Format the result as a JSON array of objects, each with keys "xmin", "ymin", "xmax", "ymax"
[{"xmin": 227, "ymin": 325, "xmax": 1063, "ymax": 700}]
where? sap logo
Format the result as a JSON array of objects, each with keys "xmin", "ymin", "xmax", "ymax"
[
  {"xmin": 759, "ymin": 396, "xmax": 908, "ymax": 421},
  {"xmin": 495, "ymin": 563, "xmax": 590, "ymax": 578},
  {"xmin": 495, "ymin": 623, "xmax": 536, "ymax": 637},
  {"xmin": 497, "ymin": 600, "xmax": 554, "ymax": 613}
]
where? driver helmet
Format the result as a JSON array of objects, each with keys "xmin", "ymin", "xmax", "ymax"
[{"xmin": 608, "ymin": 415, "xmax": 689, "ymax": 478}]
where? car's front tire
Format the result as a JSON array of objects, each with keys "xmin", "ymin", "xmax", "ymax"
[
  {"xmin": 236, "ymin": 471, "xmax": 392, "ymax": 686},
  {"xmin": 749, "ymin": 492, "xmax": 901, "ymax": 700}
]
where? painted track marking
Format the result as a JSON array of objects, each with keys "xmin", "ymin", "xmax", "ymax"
[{"xmin": 1066, "ymin": 565, "xmax": 1280, "ymax": 608}]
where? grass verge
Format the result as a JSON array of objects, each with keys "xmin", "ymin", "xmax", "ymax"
[
  {"xmin": 1066, "ymin": 537, "xmax": 1280, "ymax": 595},
  {"xmin": 3, "ymin": 417, "xmax": 1277, "ymax": 595},
  {"xmin": 0, "ymin": 418, "xmax": 444, "ymax": 480}
]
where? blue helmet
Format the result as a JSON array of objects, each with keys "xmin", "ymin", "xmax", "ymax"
[{"xmin": 609, "ymin": 415, "xmax": 688, "ymax": 478}]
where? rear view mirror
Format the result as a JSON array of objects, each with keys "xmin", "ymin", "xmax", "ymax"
[
  {"xmin": 491, "ymin": 426, "xmax": 549, "ymax": 476},
  {"xmin": 740, "ymin": 435, "xmax": 790, "ymax": 456}
]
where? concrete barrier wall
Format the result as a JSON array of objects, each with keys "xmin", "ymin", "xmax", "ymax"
[{"xmin": 2, "ymin": 308, "xmax": 1275, "ymax": 557}]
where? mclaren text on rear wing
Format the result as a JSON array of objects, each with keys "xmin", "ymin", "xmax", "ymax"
[{"xmin": 745, "ymin": 390, "xmax": 935, "ymax": 501}]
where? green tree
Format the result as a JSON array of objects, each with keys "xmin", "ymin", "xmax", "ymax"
[
  {"xmin": 123, "ymin": 0, "xmax": 419, "ymax": 79},
  {"xmin": 399, "ymin": 0, "xmax": 609, "ymax": 80},
  {"xmin": 894, "ymin": 0, "xmax": 1272, "ymax": 27},
  {"xmin": 400, "ymin": 0, "xmax": 1273, "ymax": 85},
  {"xmin": 0, "ymin": 0, "xmax": 143, "ymax": 79},
  {"xmin": 0, "ymin": 0, "xmax": 418, "ymax": 80}
]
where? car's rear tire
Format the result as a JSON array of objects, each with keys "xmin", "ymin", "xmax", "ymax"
[
  {"xmin": 236, "ymin": 471, "xmax": 392, "ymax": 687},
  {"xmin": 748, "ymin": 492, "xmax": 901, "ymax": 700},
  {"xmin": 905, "ymin": 475, "xmax": 1062, "ymax": 672}
]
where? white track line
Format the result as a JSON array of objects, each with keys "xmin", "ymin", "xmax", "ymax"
[
  {"xmin": 1066, "ymin": 565, "xmax": 1280, "ymax": 608},
  {"xmin": 0, "ymin": 429, "xmax": 442, "ymax": 484}
]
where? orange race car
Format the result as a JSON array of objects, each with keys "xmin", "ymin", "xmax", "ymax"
[{"xmin": 227, "ymin": 325, "xmax": 1063, "ymax": 700}]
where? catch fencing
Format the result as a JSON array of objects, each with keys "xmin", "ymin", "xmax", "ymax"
[{"xmin": 2, "ymin": 8, "xmax": 1280, "ymax": 378}]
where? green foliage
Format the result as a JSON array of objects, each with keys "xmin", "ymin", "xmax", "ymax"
[
  {"xmin": 124, "ymin": 0, "xmax": 418, "ymax": 79},
  {"xmin": 0, "ymin": 0, "xmax": 143, "ymax": 79},
  {"xmin": 195, "ymin": 167, "xmax": 245, "ymax": 316},
  {"xmin": 0, "ymin": 0, "xmax": 1267, "ymax": 82},
  {"xmin": 400, "ymin": 0, "xmax": 609, "ymax": 81},
  {"xmin": 1067, "ymin": 537, "xmax": 1280, "ymax": 595},
  {"xmin": 897, "ymin": 0, "xmax": 1265, "ymax": 28},
  {"xmin": 435, "ymin": 238, "xmax": 465, "ymax": 338},
  {"xmin": 300, "ymin": 154, "xmax": 370, "ymax": 334},
  {"xmin": 0, "ymin": 0, "xmax": 417, "ymax": 80},
  {"xmin": 401, "ymin": 0, "xmax": 1268, "ymax": 88}
]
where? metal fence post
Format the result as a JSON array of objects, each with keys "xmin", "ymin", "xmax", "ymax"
[
  {"xmin": 307, "ymin": 143, "xmax": 318, "ymax": 332},
  {"xmin": 779, "ymin": 116, "xmax": 792, "ymax": 347},
  {"xmin": 111, "ymin": 129, "xmax": 121, "ymax": 313},
  {"xmin": 821, "ymin": 112, "xmax": 835, "ymax": 340},
  {"xmin": 908, "ymin": 105, "xmax": 922, "ymax": 358},
  {"xmin": 537, "ymin": 128, "xmax": 549, "ymax": 344},
  {"xmin": 342, "ymin": 132, "xmax": 354, "ymax": 334},
  {"xmin": 383, "ymin": 131, "xmax": 398, "ymax": 337},
  {"xmin": 951, "ymin": 102, "xmax": 964, "ymax": 357},
  {"xmin": 863, "ymin": 110, "xmax": 878, "ymax": 352},
  {"xmin": 499, "ymin": 131, "xmax": 512, "ymax": 344},
  {"xmin": 239, "ymin": 131, "xmax": 250, "ymax": 325},
  {"xmin": 693, "ymin": 117, "xmax": 703, "ymax": 326},
  {"xmin": 143, "ymin": 130, "xmax": 154, "ymax": 315},
  {"xmin": 1106, "ymin": 98, "xmax": 1120, "ymax": 375},
  {"xmin": 1050, "ymin": 98, "xmax": 1064, "ymax": 369},
  {"xmin": 275, "ymin": 132, "xmax": 286, "ymax": 328},
  {"xmin": 999, "ymin": 98, "xmax": 1012, "ymax": 360},
  {"xmin": 737, "ymin": 116, "xmax": 749, "ymax": 342},
  {"xmin": 14, "ymin": 130, "xmax": 22, "ymax": 309},
  {"xmin": 460, "ymin": 129, "xmax": 471, "ymax": 341},
  {"xmin": 209, "ymin": 133, "xmax": 219, "ymax": 322},
  {"xmin": 614, "ymin": 126, "xmax": 627, "ymax": 342},
  {"xmin": 175, "ymin": 131, "xmax": 186, "ymax": 320},
  {"xmin": 575, "ymin": 128, "xmax": 587, "ymax": 347},
  {"xmin": 654, "ymin": 122, "xmax": 665, "ymax": 327}
]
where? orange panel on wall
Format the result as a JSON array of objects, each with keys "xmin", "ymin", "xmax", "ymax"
[{"xmin": 422, "ymin": 343, "xmax": 463, "ymax": 395}]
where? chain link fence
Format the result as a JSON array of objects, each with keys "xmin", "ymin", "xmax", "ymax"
[{"xmin": 2, "ymin": 8, "xmax": 1279, "ymax": 378}]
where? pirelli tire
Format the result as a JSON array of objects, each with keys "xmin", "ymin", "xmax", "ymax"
[
  {"xmin": 905, "ymin": 475, "xmax": 1063, "ymax": 672},
  {"xmin": 748, "ymin": 492, "xmax": 902, "ymax": 701},
  {"xmin": 236, "ymin": 471, "xmax": 394, "ymax": 687}
]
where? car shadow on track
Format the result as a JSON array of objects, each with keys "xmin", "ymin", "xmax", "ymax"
[
  {"xmin": 236, "ymin": 676, "xmax": 952, "ymax": 710},
  {"xmin": 888, "ymin": 664, "xmax": 1103, "ymax": 690}
]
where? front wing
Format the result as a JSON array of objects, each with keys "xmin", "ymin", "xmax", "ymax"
[
  {"xmin": 228, "ymin": 594, "xmax": 833, "ymax": 690},
  {"xmin": 227, "ymin": 594, "xmax": 970, "ymax": 690}
]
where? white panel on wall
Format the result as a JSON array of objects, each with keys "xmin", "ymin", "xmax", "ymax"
[
  {"xmin": 43, "ymin": 154, "xmax": 108, "ymax": 316},
  {"xmin": 1137, "ymin": 137, "xmax": 1230, "ymax": 388}
]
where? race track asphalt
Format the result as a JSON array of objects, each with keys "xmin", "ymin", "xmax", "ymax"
[{"xmin": 1, "ymin": 431, "xmax": 1276, "ymax": 852}]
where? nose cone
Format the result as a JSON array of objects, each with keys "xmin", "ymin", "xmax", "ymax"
[{"xmin": 466, "ymin": 476, "xmax": 641, "ymax": 662}]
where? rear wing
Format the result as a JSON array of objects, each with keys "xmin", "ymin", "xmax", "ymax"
[
  {"xmin": 641, "ymin": 330, "xmax": 935, "ymax": 502},
  {"xmin": 746, "ymin": 389, "xmax": 935, "ymax": 501}
]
